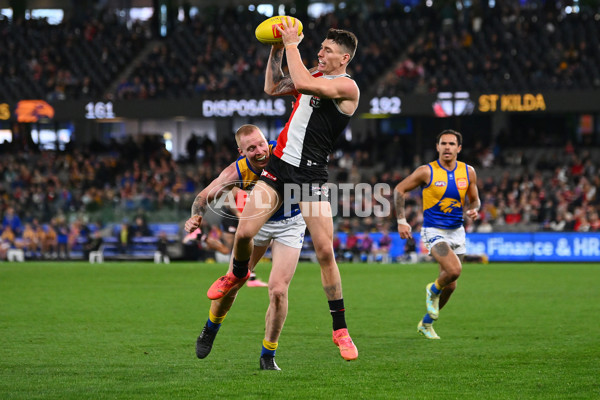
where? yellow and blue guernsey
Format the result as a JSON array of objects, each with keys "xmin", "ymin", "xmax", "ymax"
[
  {"xmin": 235, "ymin": 141, "xmax": 276, "ymax": 191},
  {"xmin": 422, "ymin": 160, "xmax": 470, "ymax": 229},
  {"xmin": 235, "ymin": 141, "xmax": 301, "ymax": 221}
]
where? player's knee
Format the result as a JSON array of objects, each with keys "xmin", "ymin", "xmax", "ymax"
[
  {"xmin": 445, "ymin": 264, "xmax": 462, "ymax": 282},
  {"xmin": 315, "ymin": 247, "xmax": 335, "ymax": 265},
  {"xmin": 234, "ymin": 225, "xmax": 256, "ymax": 242},
  {"xmin": 268, "ymin": 286, "xmax": 288, "ymax": 304},
  {"xmin": 312, "ymin": 240, "xmax": 334, "ymax": 261}
]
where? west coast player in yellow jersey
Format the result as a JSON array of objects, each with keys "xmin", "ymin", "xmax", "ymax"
[
  {"xmin": 185, "ymin": 124, "xmax": 306, "ymax": 370},
  {"xmin": 393, "ymin": 130, "xmax": 481, "ymax": 339}
]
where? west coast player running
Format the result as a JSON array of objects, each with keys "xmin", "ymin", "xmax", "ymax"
[
  {"xmin": 394, "ymin": 130, "xmax": 480, "ymax": 339},
  {"xmin": 185, "ymin": 124, "xmax": 306, "ymax": 370},
  {"xmin": 207, "ymin": 20, "xmax": 360, "ymax": 360}
]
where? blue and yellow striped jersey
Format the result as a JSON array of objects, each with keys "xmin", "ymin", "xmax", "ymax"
[
  {"xmin": 235, "ymin": 141, "xmax": 276, "ymax": 190},
  {"xmin": 422, "ymin": 160, "xmax": 470, "ymax": 229}
]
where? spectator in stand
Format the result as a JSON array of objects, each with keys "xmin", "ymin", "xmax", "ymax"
[
  {"xmin": 20, "ymin": 223, "xmax": 38, "ymax": 257},
  {"xmin": 116, "ymin": 222, "xmax": 132, "ymax": 254},
  {"xmin": 359, "ymin": 233, "xmax": 374, "ymax": 262},
  {"xmin": 31, "ymin": 220, "xmax": 46, "ymax": 255},
  {"xmin": 156, "ymin": 231, "xmax": 170, "ymax": 261},
  {"xmin": 477, "ymin": 218, "xmax": 493, "ymax": 233},
  {"xmin": 344, "ymin": 230, "xmax": 361, "ymax": 262},
  {"xmin": 2, "ymin": 207, "xmax": 23, "ymax": 236},
  {"xmin": 399, "ymin": 237, "xmax": 418, "ymax": 264},
  {"xmin": 0, "ymin": 225, "xmax": 16, "ymax": 260},
  {"xmin": 43, "ymin": 222, "xmax": 58, "ymax": 258},
  {"xmin": 332, "ymin": 234, "xmax": 342, "ymax": 261},
  {"xmin": 131, "ymin": 215, "xmax": 153, "ymax": 238},
  {"xmin": 83, "ymin": 231, "xmax": 104, "ymax": 260},
  {"xmin": 588, "ymin": 211, "xmax": 600, "ymax": 231},
  {"xmin": 374, "ymin": 225, "xmax": 393, "ymax": 263},
  {"xmin": 56, "ymin": 218, "xmax": 70, "ymax": 259}
]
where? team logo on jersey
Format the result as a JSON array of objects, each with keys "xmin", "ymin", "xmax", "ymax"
[
  {"xmin": 310, "ymin": 96, "xmax": 321, "ymax": 108},
  {"xmin": 434, "ymin": 181, "xmax": 446, "ymax": 187},
  {"xmin": 457, "ymin": 178, "xmax": 468, "ymax": 189},
  {"xmin": 261, "ymin": 170, "xmax": 277, "ymax": 181},
  {"xmin": 438, "ymin": 198, "xmax": 461, "ymax": 213}
]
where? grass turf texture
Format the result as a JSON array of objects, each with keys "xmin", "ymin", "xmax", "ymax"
[{"xmin": 1, "ymin": 261, "xmax": 599, "ymax": 399}]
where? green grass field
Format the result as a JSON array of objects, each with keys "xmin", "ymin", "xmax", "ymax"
[{"xmin": 1, "ymin": 261, "xmax": 599, "ymax": 399}]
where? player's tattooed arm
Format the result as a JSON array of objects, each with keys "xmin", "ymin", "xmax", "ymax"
[
  {"xmin": 270, "ymin": 47, "xmax": 285, "ymax": 77},
  {"xmin": 270, "ymin": 49, "xmax": 296, "ymax": 94},
  {"xmin": 266, "ymin": 46, "xmax": 294, "ymax": 95},
  {"xmin": 191, "ymin": 194, "xmax": 207, "ymax": 217},
  {"xmin": 272, "ymin": 76, "xmax": 295, "ymax": 95},
  {"xmin": 393, "ymin": 190, "xmax": 406, "ymax": 220},
  {"xmin": 271, "ymin": 50, "xmax": 319, "ymax": 95}
]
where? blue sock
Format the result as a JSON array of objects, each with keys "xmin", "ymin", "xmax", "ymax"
[
  {"xmin": 430, "ymin": 282, "xmax": 441, "ymax": 295},
  {"xmin": 261, "ymin": 346, "xmax": 276, "ymax": 358},
  {"xmin": 206, "ymin": 318, "xmax": 221, "ymax": 332},
  {"xmin": 423, "ymin": 313, "xmax": 434, "ymax": 324}
]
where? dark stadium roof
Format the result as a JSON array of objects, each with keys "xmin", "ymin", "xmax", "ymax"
[{"xmin": 0, "ymin": 0, "xmax": 297, "ymax": 9}]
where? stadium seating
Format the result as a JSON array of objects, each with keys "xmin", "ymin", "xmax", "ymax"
[
  {"xmin": 3, "ymin": 6, "xmax": 599, "ymax": 99},
  {"xmin": 378, "ymin": 5, "xmax": 600, "ymax": 95},
  {"xmin": 1, "ymin": 5, "xmax": 600, "ymax": 263},
  {"xmin": 0, "ymin": 17, "xmax": 149, "ymax": 101}
]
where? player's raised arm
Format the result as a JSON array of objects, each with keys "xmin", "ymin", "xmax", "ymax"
[
  {"xmin": 185, "ymin": 162, "xmax": 239, "ymax": 233},
  {"xmin": 465, "ymin": 165, "xmax": 481, "ymax": 221},
  {"xmin": 394, "ymin": 165, "xmax": 430, "ymax": 239},
  {"xmin": 264, "ymin": 43, "xmax": 296, "ymax": 96}
]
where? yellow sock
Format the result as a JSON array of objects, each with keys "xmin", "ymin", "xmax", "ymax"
[
  {"xmin": 434, "ymin": 279, "xmax": 444, "ymax": 291},
  {"xmin": 209, "ymin": 310, "xmax": 226, "ymax": 325},
  {"xmin": 262, "ymin": 339, "xmax": 278, "ymax": 351}
]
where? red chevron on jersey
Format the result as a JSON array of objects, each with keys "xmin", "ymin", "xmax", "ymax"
[{"xmin": 261, "ymin": 169, "xmax": 277, "ymax": 182}]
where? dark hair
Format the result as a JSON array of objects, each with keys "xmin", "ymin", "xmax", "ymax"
[
  {"xmin": 436, "ymin": 129, "xmax": 462, "ymax": 146},
  {"xmin": 326, "ymin": 29, "xmax": 358, "ymax": 62}
]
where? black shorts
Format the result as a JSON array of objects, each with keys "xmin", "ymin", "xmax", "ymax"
[{"xmin": 259, "ymin": 155, "xmax": 330, "ymax": 202}]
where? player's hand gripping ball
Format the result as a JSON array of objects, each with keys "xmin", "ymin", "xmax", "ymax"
[{"xmin": 255, "ymin": 16, "xmax": 303, "ymax": 44}]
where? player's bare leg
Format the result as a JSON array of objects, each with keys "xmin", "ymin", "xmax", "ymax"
[
  {"xmin": 437, "ymin": 254, "xmax": 463, "ymax": 309},
  {"xmin": 261, "ymin": 241, "xmax": 300, "ymax": 370},
  {"xmin": 207, "ymin": 182, "xmax": 280, "ymax": 300},
  {"xmin": 197, "ymin": 246, "xmax": 267, "ymax": 358},
  {"xmin": 234, "ymin": 182, "xmax": 281, "ymax": 261},
  {"xmin": 419, "ymin": 243, "xmax": 462, "ymax": 339},
  {"xmin": 301, "ymin": 201, "xmax": 357, "ymax": 361},
  {"xmin": 425, "ymin": 242, "xmax": 462, "ymax": 319}
]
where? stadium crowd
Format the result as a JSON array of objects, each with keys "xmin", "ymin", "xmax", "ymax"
[
  {"xmin": 1, "ymin": 2, "xmax": 600, "ymax": 260},
  {"xmin": 1, "ymin": 132, "xmax": 599, "ymax": 260},
  {"xmin": 4, "ymin": 3, "xmax": 600, "ymax": 101},
  {"xmin": 377, "ymin": 3, "xmax": 600, "ymax": 95}
]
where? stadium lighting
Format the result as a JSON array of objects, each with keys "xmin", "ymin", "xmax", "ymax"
[{"xmin": 257, "ymin": 5, "xmax": 274, "ymax": 17}]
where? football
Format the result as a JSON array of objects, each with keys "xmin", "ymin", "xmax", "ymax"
[{"xmin": 255, "ymin": 15, "xmax": 303, "ymax": 45}]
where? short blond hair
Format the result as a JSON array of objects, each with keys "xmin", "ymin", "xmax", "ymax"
[{"xmin": 235, "ymin": 124, "xmax": 263, "ymax": 147}]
